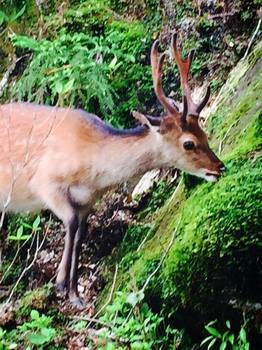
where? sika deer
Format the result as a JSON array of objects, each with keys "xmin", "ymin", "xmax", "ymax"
[{"xmin": 0, "ymin": 32, "xmax": 225, "ymax": 307}]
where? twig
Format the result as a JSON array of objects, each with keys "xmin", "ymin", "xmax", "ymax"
[
  {"xmin": 0, "ymin": 55, "xmax": 27, "ymax": 98},
  {"xmin": 5, "ymin": 220, "xmax": 49, "ymax": 304},
  {"xmin": 141, "ymin": 216, "xmax": 181, "ymax": 293},
  {"xmin": 0, "ymin": 56, "xmax": 17, "ymax": 98},
  {"xmin": 90, "ymin": 264, "xmax": 118, "ymax": 324},
  {"xmin": 73, "ymin": 264, "xmax": 118, "ymax": 329},
  {"xmin": 0, "ymin": 236, "xmax": 31, "ymax": 284},
  {"xmin": 218, "ymin": 120, "xmax": 238, "ymax": 155},
  {"xmin": 136, "ymin": 224, "xmax": 153, "ymax": 252},
  {"xmin": 166, "ymin": 177, "xmax": 183, "ymax": 206},
  {"xmin": 70, "ymin": 315, "xmax": 113, "ymax": 329},
  {"xmin": 242, "ymin": 19, "xmax": 261, "ymax": 61},
  {"xmin": 123, "ymin": 216, "xmax": 181, "ymax": 327},
  {"xmin": 133, "ymin": 178, "xmax": 182, "ymax": 253},
  {"xmin": 45, "ymin": 64, "xmax": 71, "ymax": 75},
  {"xmin": 208, "ymin": 11, "xmax": 237, "ymax": 20}
]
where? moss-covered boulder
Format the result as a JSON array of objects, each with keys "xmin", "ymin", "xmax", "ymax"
[{"xmin": 99, "ymin": 40, "xmax": 262, "ymax": 347}]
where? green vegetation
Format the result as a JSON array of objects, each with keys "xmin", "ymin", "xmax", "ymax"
[
  {"xmin": 12, "ymin": 32, "xmax": 116, "ymax": 116},
  {"xmin": 0, "ymin": 0, "xmax": 261, "ymax": 349},
  {"xmin": 0, "ymin": 309, "xmax": 57, "ymax": 349},
  {"xmin": 201, "ymin": 320, "xmax": 250, "ymax": 350},
  {"xmin": 15, "ymin": 284, "xmax": 52, "ymax": 318},
  {"xmin": 91, "ymin": 291, "xmax": 183, "ymax": 350}
]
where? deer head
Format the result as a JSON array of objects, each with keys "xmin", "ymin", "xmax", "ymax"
[{"xmin": 134, "ymin": 32, "xmax": 225, "ymax": 182}]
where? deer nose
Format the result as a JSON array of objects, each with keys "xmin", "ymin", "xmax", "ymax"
[{"xmin": 219, "ymin": 162, "xmax": 226, "ymax": 172}]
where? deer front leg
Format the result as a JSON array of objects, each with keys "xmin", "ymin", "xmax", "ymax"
[
  {"xmin": 32, "ymin": 182, "xmax": 79, "ymax": 295},
  {"xmin": 56, "ymin": 214, "xmax": 79, "ymax": 293},
  {"xmin": 68, "ymin": 213, "xmax": 88, "ymax": 308}
]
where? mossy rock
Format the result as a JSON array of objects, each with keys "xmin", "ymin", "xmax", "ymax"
[
  {"xmin": 161, "ymin": 159, "xmax": 262, "ymax": 312},
  {"xmin": 15, "ymin": 284, "xmax": 53, "ymax": 319},
  {"xmin": 98, "ymin": 40, "xmax": 262, "ymax": 346}
]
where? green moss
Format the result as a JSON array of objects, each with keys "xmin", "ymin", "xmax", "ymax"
[
  {"xmin": 161, "ymin": 159, "xmax": 261, "ymax": 309},
  {"xmin": 63, "ymin": 0, "xmax": 113, "ymax": 35},
  {"xmin": 226, "ymin": 110, "xmax": 262, "ymax": 160},
  {"xmin": 15, "ymin": 284, "xmax": 52, "ymax": 319},
  {"xmin": 208, "ymin": 46, "xmax": 262, "ymax": 161}
]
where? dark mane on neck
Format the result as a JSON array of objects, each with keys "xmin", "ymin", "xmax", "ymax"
[{"xmin": 79, "ymin": 110, "xmax": 149, "ymax": 137}]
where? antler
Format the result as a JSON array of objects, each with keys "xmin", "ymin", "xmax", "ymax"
[
  {"xmin": 150, "ymin": 40, "xmax": 180, "ymax": 117},
  {"xmin": 171, "ymin": 32, "xmax": 210, "ymax": 119}
]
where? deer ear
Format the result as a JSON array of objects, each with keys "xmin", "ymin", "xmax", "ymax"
[
  {"xmin": 159, "ymin": 116, "xmax": 178, "ymax": 134},
  {"xmin": 132, "ymin": 111, "xmax": 161, "ymax": 129}
]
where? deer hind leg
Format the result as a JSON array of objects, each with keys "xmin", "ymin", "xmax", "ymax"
[{"xmin": 69, "ymin": 212, "xmax": 89, "ymax": 308}]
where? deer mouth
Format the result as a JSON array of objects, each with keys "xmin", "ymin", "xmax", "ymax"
[{"xmin": 205, "ymin": 172, "xmax": 221, "ymax": 182}]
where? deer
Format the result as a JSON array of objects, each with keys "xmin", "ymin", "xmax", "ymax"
[{"xmin": 0, "ymin": 32, "xmax": 225, "ymax": 308}]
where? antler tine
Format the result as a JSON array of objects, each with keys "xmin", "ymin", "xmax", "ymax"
[
  {"xmin": 171, "ymin": 31, "xmax": 210, "ymax": 117},
  {"xmin": 181, "ymin": 95, "xmax": 188, "ymax": 125},
  {"xmin": 151, "ymin": 39, "xmax": 179, "ymax": 115},
  {"xmin": 171, "ymin": 31, "xmax": 194, "ymax": 107},
  {"xmin": 196, "ymin": 85, "xmax": 211, "ymax": 114}
]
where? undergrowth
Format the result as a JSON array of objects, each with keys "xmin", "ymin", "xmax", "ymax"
[{"xmin": 0, "ymin": 1, "xmax": 261, "ymax": 349}]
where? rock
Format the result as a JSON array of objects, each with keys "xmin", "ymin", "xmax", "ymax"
[{"xmin": 132, "ymin": 169, "xmax": 160, "ymax": 198}]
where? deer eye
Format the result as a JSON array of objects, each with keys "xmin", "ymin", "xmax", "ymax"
[{"xmin": 183, "ymin": 141, "xmax": 195, "ymax": 151}]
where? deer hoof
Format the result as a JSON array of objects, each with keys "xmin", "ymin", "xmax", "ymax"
[
  {"xmin": 56, "ymin": 281, "xmax": 68, "ymax": 296},
  {"xmin": 70, "ymin": 295, "xmax": 87, "ymax": 309}
]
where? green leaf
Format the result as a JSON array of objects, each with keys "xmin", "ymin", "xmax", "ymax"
[
  {"xmin": 28, "ymin": 332, "xmax": 49, "ymax": 345},
  {"xmin": 33, "ymin": 216, "xmax": 41, "ymax": 230},
  {"xmin": 200, "ymin": 335, "xmax": 213, "ymax": 347},
  {"xmin": 0, "ymin": 11, "xmax": 8, "ymax": 26},
  {"xmin": 13, "ymin": 5, "xmax": 26, "ymax": 21},
  {"xmin": 30, "ymin": 310, "xmax": 40, "ymax": 320},
  {"xmin": 244, "ymin": 343, "xmax": 250, "ymax": 350},
  {"xmin": 239, "ymin": 327, "xmax": 247, "ymax": 343},
  {"xmin": 220, "ymin": 341, "xmax": 227, "ymax": 350},
  {"xmin": 63, "ymin": 79, "xmax": 75, "ymax": 93},
  {"xmin": 54, "ymin": 80, "xmax": 64, "ymax": 94},
  {"xmin": 20, "ymin": 235, "xmax": 31, "ymax": 241},
  {"xmin": 131, "ymin": 341, "xmax": 145, "ymax": 349},
  {"xmin": 126, "ymin": 291, "xmax": 144, "ymax": 307},
  {"xmin": 222, "ymin": 330, "xmax": 229, "ymax": 341},
  {"xmin": 105, "ymin": 342, "xmax": 115, "ymax": 350},
  {"xmin": 22, "ymin": 223, "xmax": 33, "ymax": 229},
  {"xmin": 207, "ymin": 338, "xmax": 217, "ymax": 350},
  {"xmin": 12, "ymin": 35, "xmax": 40, "ymax": 51},
  {"xmin": 8, "ymin": 235, "xmax": 18, "ymax": 240},
  {"xmin": 109, "ymin": 56, "xmax": 118, "ymax": 69},
  {"xmin": 226, "ymin": 320, "xmax": 231, "ymax": 329},
  {"xmin": 17, "ymin": 226, "xmax": 23, "ymax": 238},
  {"xmin": 205, "ymin": 326, "xmax": 221, "ymax": 338},
  {"xmin": 228, "ymin": 333, "xmax": 235, "ymax": 345}
]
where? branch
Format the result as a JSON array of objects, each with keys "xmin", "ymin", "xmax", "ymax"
[
  {"xmin": 84, "ymin": 264, "xmax": 118, "ymax": 329},
  {"xmin": 0, "ymin": 55, "xmax": 27, "ymax": 98},
  {"xmin": 141, "ymin": 216, "xmax": 181, "ymax": 293},
  {"xmin": 122, "ymin": 216, "xmax": 182, "ymax": 328},
  {"xmin": 242, "ymin": 18, "xmax": 261, "ymax": 61},
  {"xmin": 70, "ymin": 315, "xmax": 112, "ymax": 329},
  {"xmin": 218, "ymin": 120, "xmax": 238, "ymax": 155},
  {"xmin": 4, "ymin": 218, "xmax": 50, "ymax": 304}
]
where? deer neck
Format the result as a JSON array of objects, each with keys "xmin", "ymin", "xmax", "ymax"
[{"xmin": 94, "ymin": 131, "xmax": 165, "ymax": 188}]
